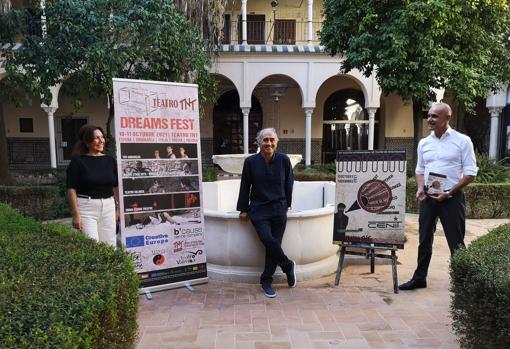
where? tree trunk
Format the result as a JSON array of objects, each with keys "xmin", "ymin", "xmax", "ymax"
[
  {"xmin": 412, "ymin": 100, "xmax": 424, "ymax": 171},
  {"xmin": 0, "ymin": 102, "xmax": 14, "ymax": 184},
  {"xmin": 105, "ymin": 95, "xmax": 116, "ymax": 157},
  {"xmin": 455, "ymin": 103, "xmax": 466, "ymax": 133}
]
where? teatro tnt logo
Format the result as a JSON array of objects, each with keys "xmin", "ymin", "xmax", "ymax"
[{"xmin": 118, "ymin": 87, "xmax": 197, "ymax": 115}]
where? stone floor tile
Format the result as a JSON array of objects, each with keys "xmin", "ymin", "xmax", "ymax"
[
  {"xmin": 376, "ymin": 330, "xmax": 408, "ymax": 348},
  {"xmin": 235, "ymin": 341, "xmax": 256, "ymax": 349},
  {"xmin": 307, "ymin": 331, "xmax": 345, "ymax": 341},
  {"xmin": 236, "ymin": 332, "xmax": 272, "ymax": 342},
  {"xmin": 311, "ymin": 341, "xmax": 332, "ymax": 349},
  {"xmin": 401, "ymin": 336, "xmax": 443, "ymax": 348},
  {"xmin": 361, "ymin": 330, "xmax": 387, "ymax": 349},
  {"xmin": 216, "ymin": 332, "xmax": 236, "ymax": 349},
  {"xmin": 269, "ymin": 324, "xmax": 290, "ymax": 341},
  {"xmin": 157, "ymin": 343, "xmax": 177, "ymax": 349},
  {"xmin": 134, "ymin": 216, "xmax": 510, "ymax": 349},
  {"xmin": 254, "ymin": 341, "xmax": 292, "ymax": 349},
  {"xmin": 299, "ymin": 309, "xmax": 321, "ymax": 324},
  {"xmin": 329, "ymin": 338, "xmax": 370, "ymax": 349},
  {"xmin": 337, "ymin": 324, "xmax": 364, "ymax": 339},
  {"xmin": 217, "ymin": 324, "xmax": 254, "ymax": 333},
  {"xmin": 286, "ymin": 322, "xmax": 324, "ymax": 331},
  {"xmin": 288, "ymin": 328, "xmax": 313, "ymax": 349},
  {"xmin": 252, "ymin": 317, "xmax": 270, "ymax": 332}
]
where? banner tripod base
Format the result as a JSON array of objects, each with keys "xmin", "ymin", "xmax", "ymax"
[
  {"xmin": 334, "ymin": 243, "xmax": 399, "ymax": 293},
  {"xmin": 144, "ymin": 290, "xmax": 153, "ymax": 300},
  {"xmin": 184, "ymin": 283, "xmax": 196, "ymax": 292},
  {"xmin": 139, "ymin": 277, "xmax": 209, "ymax": 296}
]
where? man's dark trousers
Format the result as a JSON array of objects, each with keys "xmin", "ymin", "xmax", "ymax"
[
  {"xmin": 250, "ymin": 206, "xmax": 292, "ymax": 285},
  {"xmin": 412, "ymin": 192, "xmax": 466, "ymax": 281}
]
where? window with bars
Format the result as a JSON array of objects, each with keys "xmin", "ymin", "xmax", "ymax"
[{"xmin": 274, "ymin": 19, "xmax": 296, "ymax": 45}]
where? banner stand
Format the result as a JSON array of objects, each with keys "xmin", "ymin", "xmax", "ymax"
[
  {"xmin": 334, "ymin": 243, "xmax": 399, "ymax": 294},
  {"xmin": 113, "ymin": 78, "xmax": 208, "ymax": 294},
  {"xmin": 140, "ymin": 277, "xmax": 208, "ymax": 299}
]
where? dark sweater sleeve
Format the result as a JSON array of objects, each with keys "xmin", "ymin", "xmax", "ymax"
[
  {"xmin": 284, "ymin": 156, "xmax": 293, "ymax": 208},
  {"xmin": 236, "ymin": 158, "xmax": 252, "ymax": 212}
]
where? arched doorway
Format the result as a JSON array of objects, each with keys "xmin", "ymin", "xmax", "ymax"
[
  {"xmin": 322, "ymin": 89, "xmax": 378, "ymax": 163},
  {"xmin": 213, "ymin": 90, "xmax": 262, "ymax": 154}
]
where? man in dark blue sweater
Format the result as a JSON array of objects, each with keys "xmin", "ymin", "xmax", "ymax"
[{"xmin": 236, "ymin": 128, "xmax": 296, "ymax": 298}]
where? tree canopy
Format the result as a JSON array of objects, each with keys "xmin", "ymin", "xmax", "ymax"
[
  {"xmin": 320, "ymin": 0, "xmax": 510, "ymax": 162},
  {"xmin": 0, "ymin": 0, "xmax": 216, "ymax": 139},
  {"xmin": 320, "ymin": 0, "xmax": 510, "ymax": 107}
]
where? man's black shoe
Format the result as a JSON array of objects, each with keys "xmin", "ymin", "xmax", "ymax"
[
  {"xmin": 286, "ymin": 260, "xmax": 297, "ymax": 288},
  {"xmin": 398, "ymin": 279, "xmax": 427, "ymax": 291},
  {"xmin": 261, "ymin": 283, "xmax": 277, "ymax": 298}
]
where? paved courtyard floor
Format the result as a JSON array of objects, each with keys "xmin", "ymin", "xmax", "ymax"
[{"xmin": 136, "ymin": 215, "xmax": 509, "ymax": 349}]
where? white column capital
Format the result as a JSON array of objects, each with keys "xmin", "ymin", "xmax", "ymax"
[
  {"xmin": 366, "ymin": 107, "xmax": 378, "ymax": 116},
  {"xmin": 303, "ymin": 107, "xmax": 314, "ymax": 116},
  {"xmin": 489, "ymin": 107, "xmax": 503, "ymax": 116},
  {"xmin": 241, "ymin": 107, "xmax": 250, "ymax": 114},
  {"xmin": 42, "ymin": 105, "xmax": 58, "ymax": 114}
]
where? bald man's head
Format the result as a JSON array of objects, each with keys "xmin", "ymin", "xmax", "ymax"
[
  {"xmin": 427, "ymin": 103, "xmax": 451, "ymax": 136},
  {"xmin": 431, "ymin": 102, "xmax": 452, "ymax": 117}
]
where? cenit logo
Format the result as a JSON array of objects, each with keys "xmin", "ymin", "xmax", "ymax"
[{"xmin": 126, "ymin": 235, "xmax": 145, "ymax": 248}]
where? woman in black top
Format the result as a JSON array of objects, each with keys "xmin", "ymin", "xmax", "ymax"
[{"xmin": 66, "ymin": 125, "xmax": 119, "ymax": 246}]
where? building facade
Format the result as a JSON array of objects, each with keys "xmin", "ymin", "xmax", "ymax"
[{"xmin": 0, "ymin": 0, "xmax": 507, "ymax": 170}]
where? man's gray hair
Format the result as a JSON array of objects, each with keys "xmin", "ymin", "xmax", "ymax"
[{"xmin": 256, "ymin": 128, "xmax": 279, "ymax": 145}]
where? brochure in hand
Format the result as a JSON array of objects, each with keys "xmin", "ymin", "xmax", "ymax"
[{"xmin": 425, "ymin": 172, "xmax": 447, "ymax": 195}]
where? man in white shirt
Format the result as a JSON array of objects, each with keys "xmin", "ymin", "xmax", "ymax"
[{"xmin": 399, "ymin": 103, "xmax": 478, "ymax": 291}]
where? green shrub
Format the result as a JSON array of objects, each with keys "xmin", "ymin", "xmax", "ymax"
[
  {"xmin": 406, "ymin": 179, "xmax": 510, "ymax": 218},
  {"xmin": 0, "ymin": 185, "xmax": 69, "ymax": 220},
  {"xmin": 475, "ymin": 153, "xmax": 510, "ymax": 183},
  {"xmin": 293, "ymin": 166, "xmax": 335, "ymax": 181},
  {"xmin": 0, "ymin": 204, "xmax": 139, "ymax": 349},
  {"xmin": 318, "ymin": 161, "xmax": 336, "ymax": 174},
  {"xmin": 202, "ymin": 165, "xmax": 218, "ymax": 182},
  {"xmin": 450, "ymin": 223, "xmax": 510, "ymax": 348}
]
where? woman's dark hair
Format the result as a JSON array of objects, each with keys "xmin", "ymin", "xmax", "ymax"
[{"xmin": 73, "ymin": 124, "xmax": 105, "ymax": 155}]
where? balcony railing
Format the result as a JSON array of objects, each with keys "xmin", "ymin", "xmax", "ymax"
[{"xmin": 223, "ymin": 20, "xmax": 322, "ymax": 46}]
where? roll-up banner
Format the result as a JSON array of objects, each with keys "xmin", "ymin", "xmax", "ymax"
[
  {"xmin": 113, "ymin": 78, "xmax": 207, "ymax": 293},
  {"xmin": 333, "ymin": 150, "xmax": 406, "ymax": 248}
]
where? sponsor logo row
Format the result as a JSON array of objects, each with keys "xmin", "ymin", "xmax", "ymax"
[{"xmin": 125, "ymin": 227, "xmax": 202, "ymax": 248}]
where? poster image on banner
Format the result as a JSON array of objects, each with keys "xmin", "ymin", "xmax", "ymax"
[
  {"xmin": 113, "ymin": 78, "xmax": 207, "ymax": 293},
  {"xmin": 333, "ymin": 150, "xmax": 406, "ymax": 249}
]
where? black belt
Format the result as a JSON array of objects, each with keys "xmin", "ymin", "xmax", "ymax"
[{"xmin": 77, "ymin": 194, "xmax": 112, "ymax": 199}]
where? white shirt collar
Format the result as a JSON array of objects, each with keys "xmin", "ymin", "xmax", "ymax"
[{"xmin": 431, "ymin": 125, "xmax": 453, "ymax": 139}]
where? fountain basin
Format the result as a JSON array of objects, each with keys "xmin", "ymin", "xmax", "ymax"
[
  {"xmin": 203, "ymin": 179, "xmax": 338, "ymax": 283},
  {"xmin": 212, "ymin": 153, "xmax": 303, "ymax": 174}
]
